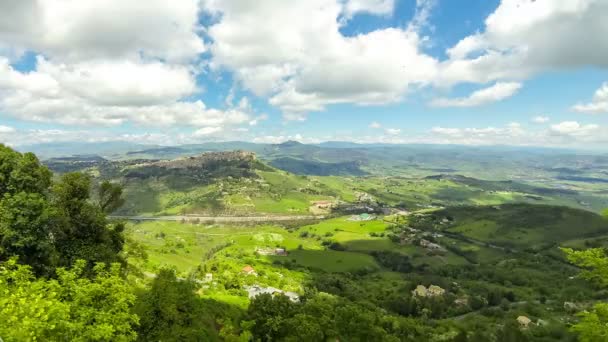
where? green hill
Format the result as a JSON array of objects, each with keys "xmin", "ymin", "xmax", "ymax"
[{"xmin": 425, "ymin": 204, "xmax": 608, "ymax": 251}]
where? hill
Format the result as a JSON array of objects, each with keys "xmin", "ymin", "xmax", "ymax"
[
  {"xmin": 418, "ymin": 204, "xmax": 608, "ymax": 251},
  {"xmin": 269, "ymin": 157, "xmax": 367, "ymax": 176}
]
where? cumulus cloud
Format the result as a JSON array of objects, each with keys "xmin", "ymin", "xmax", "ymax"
[
  {"xmin": 0, "ymin": 56, "xmax": 249, "ymax": 129},
  {"xmin": 385, "ymin": 128, "xmax": 401, "ymax": 135},
  {"xmin": 193, "ymin": 126, "xmax": 223, "ymax": 137},
  {"xmin": 427, "ymin": 121, "xmax": 606, "ymax": 147},
  {"xmin": 204, "ymin": 0, "xmax": 438, "ymax": 119},
  {"xmin": 532, "ymin": 116, "xmax": 550, "ymax": 123},
  {"xmin": 369, "ymin": 121, "xmax": 382, "ymax": 129},
  {"xmin": 440, "ymin": 0, "xmax": 608, "ymax": 86},
  {"xmin": 572, "ymin": 82, "xmax": 608, "ymax": 114},
  {"xmin": 341, "ymin": 0, "xmax": 395, "ymax": 19},
  {"xmin": 0, "ymin": 125, "xmax": 16, "ymax": 134},
  {"xmin": 0, "ymin": 0, "xmax": 204, "ymax": 62},
  {"xmin": 550, "ymin": 121, "xmax": 599, "ymax": 136},
  {"xmin": 430, "ymin": 82, "xmax": 522, "ymax": 107}
]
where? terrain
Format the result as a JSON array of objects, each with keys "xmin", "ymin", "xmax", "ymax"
[{"xmin": 6, "ymin": 142, "xmax": 608, "ymax": 340}]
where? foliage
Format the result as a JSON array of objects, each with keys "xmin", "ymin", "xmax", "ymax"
[
  {"xmin": 0, "ymin": 145, "xmax": 127, "ymax": 274},
  {"xmin": 133, "ymin": 269, "xmax": 218, "ymax": 341},
  {"xmin": 563, "ymin": 247, "xmax": 608, "ymax": 341},
  {"xmin": 53, "ymin": 172, "xmax": 126, "ymax": 269},
  {"xmin": 0, "ymin": 258, "xmax": 138, "ymax": 341},
  {"xmin": 98, "ymin": 180, "xmax": 126, "ymax": 214}
]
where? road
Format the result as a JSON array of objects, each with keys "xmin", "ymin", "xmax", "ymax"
[{"xmin": 110, "ymin": 214, "xmax": 325, "ymax": 223}]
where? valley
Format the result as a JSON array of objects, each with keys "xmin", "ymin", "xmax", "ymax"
[{"xmin": 32, "ymin": 142, "xmax": 608, "ymax": 340}]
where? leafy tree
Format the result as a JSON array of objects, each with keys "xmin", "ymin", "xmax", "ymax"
[
  {"xmin": 496, "ymin": 321, "xmax": 529, "ymax": 342},
  {"xmin": 0, "ymin": 146, "xmax": 58, "ymax": 274},
  {"xmin": 0, "ymin": 145, "xmax": 51, "ymax": 197},
  {"xmin": 53, "ymin": 172, "xmax": 125, "ymax": 269},
  {"xmin": 247, "ymin": 293, "xmax": 296, "ymax": 341},
  {"xmin": 0, "ymin": 192, "xmax": 60, "ymax": 275},
  {"xmin": 134, "ymin": 268, "xmax": 215, "ymax": 341},
  {"xmin": 563, "ymin": 248, "xmax": 608, "ymax": 341},
  {"xmin": 0, "ymin": 258, "xmax": 138, "ymax": 341},
  {"xmin": 98, "ymin": 180, "xmax": 126, "ymax": 214}
]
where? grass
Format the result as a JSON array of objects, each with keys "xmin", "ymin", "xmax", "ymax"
[{"xmin": 435, "ymin": 204, "xmax": 608, "ymax": 250}]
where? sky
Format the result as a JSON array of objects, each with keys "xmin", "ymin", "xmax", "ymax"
[{"xmin": 1, "ymin": 0, "xmax": 608, "ymax": 149}]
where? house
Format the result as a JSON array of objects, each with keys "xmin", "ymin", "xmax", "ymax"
[
  {"xmin": 311, "ymin": 200, "xmax": 334, "ymax": 209},
  {"xmin": 256, "ymin": 247, "xmax": 288, "ymax": 256},
  {"xmin": 412, "ymin": 284, "xmax": 445, "ymax": 298},
  {"xmin": 420, "ymin": 239, "xmax": 446, "ymax": 252},
  {"xmin": 516, "ymin": 316, "xmax": 532, "ymax": 328},
  {"xmin": 244, "ymin": 285, "xmax": 300, "ymax": 302},
  {"xmin": 242, "ymin": 265, "xmax": 257, "ymax": 276},
  {"xmin": 275, "ymin": 248, "xmax": 288, "ymax": 256}
]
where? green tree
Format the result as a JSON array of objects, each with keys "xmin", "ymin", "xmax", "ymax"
[
  {"xmin": 0, "ymin": 258, "xmax": 138, "ymax": 341},
  {"xmin": 53, "ymin": 172, "xmax": 125, "ymax": 269},
  {"xmin": 0, "ymin": 145, "xmax": 57, "ymax": 274},
  {"xmin": 0, "ymin": 145, "xmax": 51, "ymax": 197},
  {"xmin": 0, "ymin": 192, "xmax": 60, "ymax": 275},
  {"xmin": 247, "ymin": 293, "xmax": 296, "ymax": 341},
  {"xmin": 563, "ymin": 248, "xmax": 608, "ymax": 341},
  {"xmin": 98, "ymin": 180, "xmax": 126, "ymax": 214},
  {"xmin": 134, "ymin": 269, "xmax": 215, "ymax": 341}
]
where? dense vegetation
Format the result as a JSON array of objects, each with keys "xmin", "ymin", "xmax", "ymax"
[{"xmin": 2, "ymin": 143, "xmax": 608, "ymax": 341}]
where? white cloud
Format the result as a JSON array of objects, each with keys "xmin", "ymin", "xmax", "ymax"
[
  {"xmin": 440, "ymin": 0, "xmax": 608, "ymax": 86},
  {"xmin": 429, "ymin": 121, "xmax": 606, "ymax": 147},
  {"xmin": 369, "ymin": 121, "xmax": 382, "ymax": 129},
  {"xmin": 550, "ymin": 121, "xmax": 599, "ymax": 136},
  {"xmin": 204, "ymin": 0, "xmax": 438, "ymax": 119},
  {"xmin": 0, "ymin": 57, "xmax": 249, "ymax": 128},
  {"xmin": 0, "ymin": 125, "xmax": 16, "ymax": 134},
  {"xmin": 0, "ymin": 0, "xmax": 204, "ymax": 62},
  {"xmin": 532, "ymin": 116, "xmax": 550, "ymax": 123},
  {"xmin": 572, "ymin": 82, "xmax": 608, "ymax": 114},
  {"xmin": 249, "ymin": 114, "xmax": 269, "ymax": 126},
  {"xmin": 251, "ymin": 134, "xmax": 321, "ymax": 145},
  {"xmin": 342, "ymin": 0, "xmax": 395, "ymax": 19},
  {"xmin": 193, "ymin": 126, "xmax": 223, "ymax": 137},
  {"xmin": 430, "ymin": 82, "xmax": 522, "ymax": 107},
  {"xmin": 385, "ymin": 128, "xmax": 401, "ymax": 135}
]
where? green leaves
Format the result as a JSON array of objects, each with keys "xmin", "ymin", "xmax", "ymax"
[
  {"xmin": 562, "ymin": 247, "xmax": 608, "ymax": 340},
  {"xmin": 98, "ymin": 181, "xmax": 125, "ymax": 214},
  {"xmin": 0, "ymin": 259, "xmax": 137, "ymax": 341}
]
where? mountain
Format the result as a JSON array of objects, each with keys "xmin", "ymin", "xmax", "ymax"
[{"xmin": 269, "ymin": 157, "xmax": 367, "ymax": 176}]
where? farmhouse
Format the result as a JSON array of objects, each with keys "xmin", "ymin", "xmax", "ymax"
[
  {"xmin": 244, "ymin": 285, "xmax": 300, "ymax": 302},
  {"xmin": 412, "ymin": 284, "xmax": 446, "ymax": 298},
  {"xmin": 420, "ymin": 239, "xmax": 446, "ymax": 252},
  {"xmin": 311, "ymin": 200, "xmax": 334, "ymax": 209},
  {"xmin": 241, "ymin": 265, "xmax": 257, "ymax": 276},
  {"xmin": 517, "ymin": 316, "xmax": 532, "ymax": 328},
  {"xmin": 256, "ymin": 247, "xmax": 288, "ymax": 256}
]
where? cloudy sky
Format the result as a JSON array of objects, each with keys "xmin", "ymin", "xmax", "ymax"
[{"xmin": 1, "ymin": 0, "xmax": 608, "ymax": 149}]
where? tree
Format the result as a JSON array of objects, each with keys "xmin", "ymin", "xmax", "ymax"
[
  {"xmin": 0, "ymin": 145, "xmax": 51, "ymax": 197},
  {"xmin": 0, "ymin": 146, "xmax": 126, "ymax": 274},
  {"xmin": 563, "ymin": 248, "xmax": 608, "ymax": 341},
  {"xmin": 247, "ymin": 293, "xmax": 296, "ymax": 341},
  {"xmin": 53, "ymin": 172, "xmax": 125, "ymax": 269},
  {"xmin": 0, "ymin": 146, "xmax": 57, "ymax": 275},
  {"xmin": 0, "ymin": 192, "xmax": 60, "ymax": 275},
  {"xmin": 134, "ymin": 269, "xmax": 215, "ymax": 341},
  {"xmin": 0, "ymin": 258, "xmax": 138, "ymax": 341},
  {"xmin": 98, "ymin": 181, "xmax": 125, "ymax": 214}
]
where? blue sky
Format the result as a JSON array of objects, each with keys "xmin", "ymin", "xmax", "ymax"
[{"xmin": 0, "ymin": 0, "xmax": 607, "ymax": 148}]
